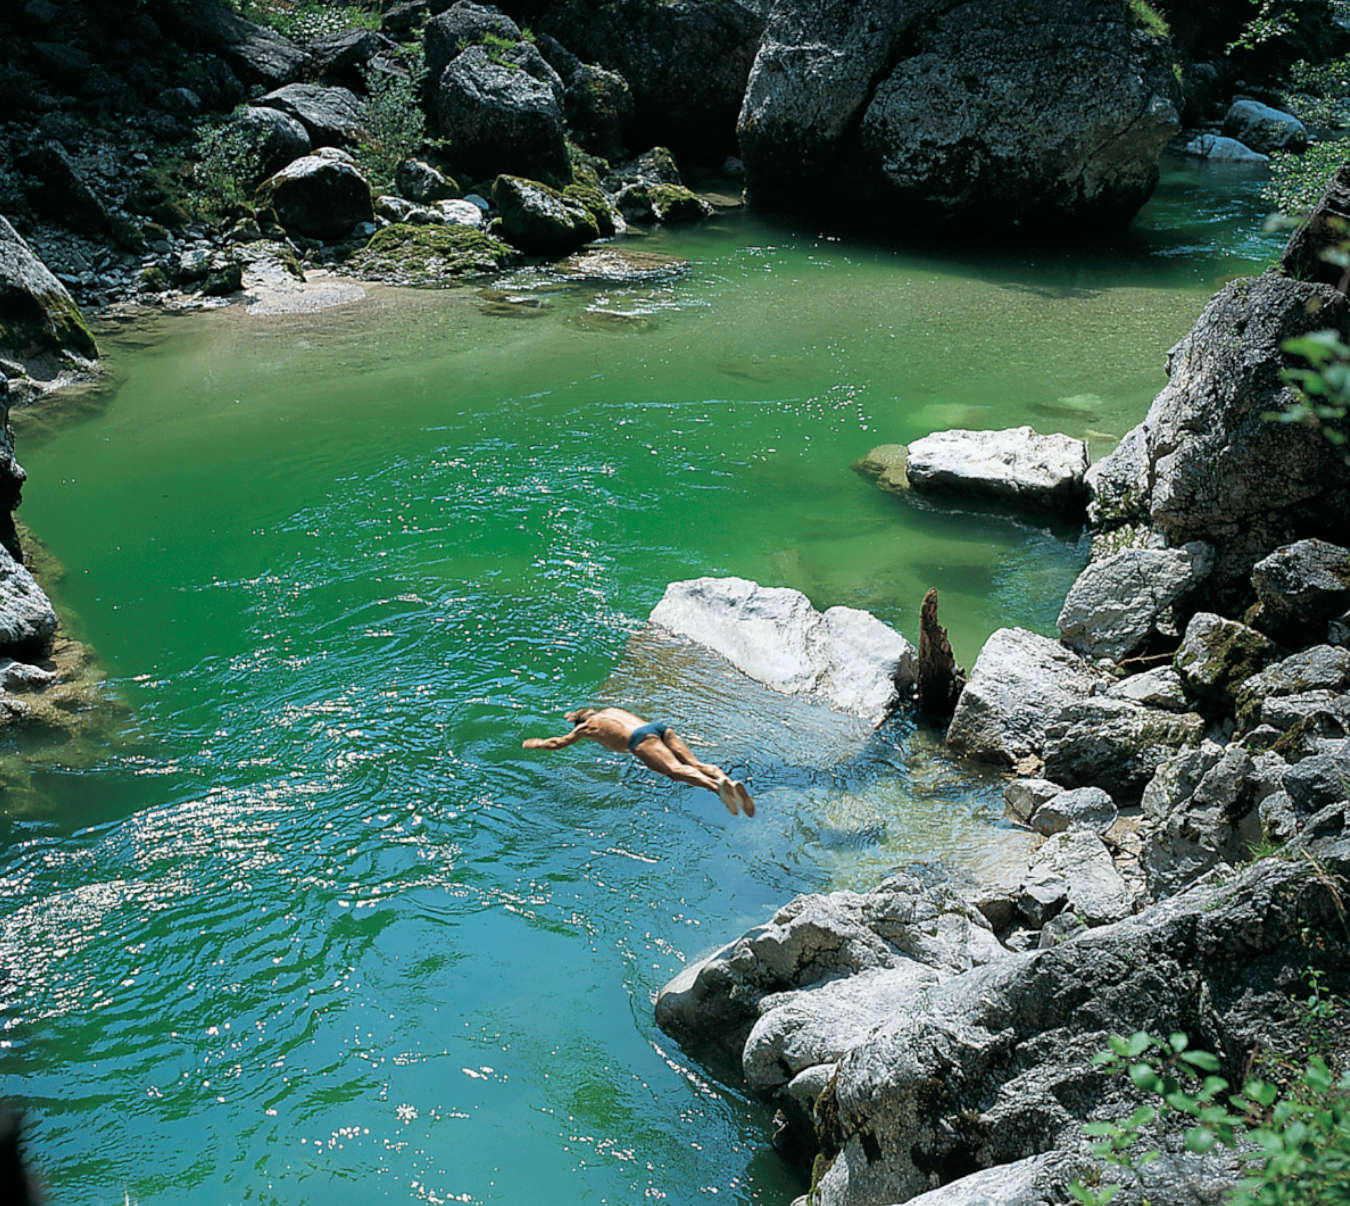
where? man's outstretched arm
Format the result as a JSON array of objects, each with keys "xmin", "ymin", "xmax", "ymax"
[{"xmin": 522, "ymin": 725, "xmax": 586, "ymax": 751}]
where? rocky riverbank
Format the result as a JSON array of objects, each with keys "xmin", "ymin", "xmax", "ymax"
[{"xmin": 649, "ymin": 175, "xmax": 1350, "ymax": 1206}]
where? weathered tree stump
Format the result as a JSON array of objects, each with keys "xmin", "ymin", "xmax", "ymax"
[{"xmin": 916, "ymin": 587, "xmax": 965, "ymax": 718}]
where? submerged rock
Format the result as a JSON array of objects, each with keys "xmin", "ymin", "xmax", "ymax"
[
  {"xmin": 1182, "ymin": 133, "xmax": 1269, "ymax": 162},
  {"xmin": 852, "ymin": 444, "xmax": 910, "ymax": 494},
  {"xmin": 648, "ymin": 576, "xmax": 916, "ymax": 725},
  {"xmin": 553, "ymin": 247, "xmax": 688, "ymax": 284},
  {"xmin": 905, "ymin": 426, "xmax": 1090, "ymax": 512}
]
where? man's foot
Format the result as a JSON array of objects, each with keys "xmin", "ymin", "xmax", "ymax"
[
  {"xmin": 733, "ymin": 781, "xmax": 755, "ymax": 818},
  {"xmin": 716, "ymin": 778, "xmax": 740, "ymax": 816}
]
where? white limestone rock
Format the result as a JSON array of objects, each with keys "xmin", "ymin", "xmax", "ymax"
[{"xmin": 905, "ymin": 426, "xmax": 1089, "ymax": 511}]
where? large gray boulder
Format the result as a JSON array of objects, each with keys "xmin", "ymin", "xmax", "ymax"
[
  {"xmin": 946, "ymin": 628, "xmax": 1112, "ymax": 766},
  {"xmin": 1174, "ymin": 611, "xmax": 1277, "ymax": 707},
  {"xmin": 1221, "ymin": 98, "xmax": 1307, "ymax": 154},
  {"xmin": 0, "ymin": 542, "xmax": 57, "ymax": 659},
  {"xmin": 904, "ymin": 426, "xmax": 1089, "ymax": 511},
  {"xmin": 168, "ymin": 0, "xmax": 308, "ymax": 87},
  {"xmin": 0, "ymin": 217, "xmax": 97, "ymax": 367},
  {"xmin": 1040, "ymin": 695, "xmax": 1205, "ymax": 799},
  {"xmin": 232, "ymin": 106, "xmax": 312, "ymax": 181},
  {"xmin": 654, "ymin": 874, "xmax": 1005, "ymax": 1074},
  {"xmin": 306, "ymin": 27, "xmax": 397, "ymax": 90},
  {"xmin": 256, "ymin": 152, "xmax": 374, "ymax": 241},
  {"xmin": 1057, "ymin": 542, "xmax": 1214, "ymax": 660},
  {"xmin": 648, "ymin": 576, "xmax": 917, "ymax": 725},
  {"xmin": 491, "ymin": 175, "xmax": 599, "ymax": 256},
  {"xmin": 1086, "ymin": 271, "xmax": 1350, "ymax": 599},
  {"xmin": 1250, "ymin": 539, "xmax": 1350, "ymax": 644},
  {"xmin": 1139, "ymin": 741, "xmax": 1281, "ymax": 896},
  {"xmin": 739, "ymin": 0, "xmax": 1179, "ymax": 231},
  {"xmin": 434, "ymin": 43, "xmax": 569, "ymax": 184},
  {"xmin": 257, "ymin": 84, "xmax": 367, "ymax": 148},
  {"xmin": 666, "ymin": 842, "xmax": 1350, "ymax": 1206},
  {"xmin": 806, "ymin": 848, "xmax": 1349, "ymax": 1206},
  {"xmin": 424, "ymin": 1, "xmax": 525, "ymax": 82}
]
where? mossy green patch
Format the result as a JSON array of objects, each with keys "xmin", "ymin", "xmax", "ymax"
[
  {"xmin": 649, "ymin": 183, "xmax": 708, "ymax": 224},
  {"xmin": 351, "ymin": 223, "xmax": 519, "ymax": 285},
  {"xmin": 562, "ymin": 183, "xmax": 616, "ymax": 236},
  {"xmin": 1126, "ymin": 0, "xmax": 1171, "ymax": 38}
]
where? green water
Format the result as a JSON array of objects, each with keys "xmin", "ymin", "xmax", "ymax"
[{"xmin": 2, "ymin": 158, "xmax": 1281, "ymax": 1205}]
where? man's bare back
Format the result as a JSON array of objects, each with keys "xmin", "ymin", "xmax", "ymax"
[{"xmin": 523, "ymin": 707, "xmax": 754, "ymax": 817}]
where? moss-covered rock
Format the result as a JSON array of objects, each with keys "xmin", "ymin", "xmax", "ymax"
[
  {"xmin": 1174, "ymin": 611, "xmax": 1277, "ymax": 707},
  {"xmin": 649, "ymin": 182, "xmax": 712, "ymax": 223},
  {"xmin": 492, "ymin": 174, "xmax": 599, "ymax": 256},
  {"xmin": 350, "ymin": 223, "xmax": 520, "ymax": 285},
  {"xmin": 0, "ymin": 217, "xmax": 97, "ymax": 365},
  {"xmin": 562, "ymin": 182, "xmax": 618, "ymax": 236},
  {"xmin": 852, "ymin": 444, "xmax": 910, "ymax": 494}
]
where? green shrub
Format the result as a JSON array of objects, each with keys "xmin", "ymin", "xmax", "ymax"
[
  {"xmin": 1263, "ymin": 141, "xmax": 1350, "ymax": 219},
  {"xmin": 192, "ymin": 111, "xmax": 262, "ymax": 218},
  {"xmin": 1126, "ymin": 0, "xmax": 1170, "ymax": 38},
  {"xmin": 238, "ymin": 0, "xmax": 380, "ymax": 39},
  {"xmin": 356, "ymin": 38, "xmax": 427, "ymax": 191},
  {"xmin": 1073, "ymin": 1019, "xmax": 1350, "ymax": 1206}
]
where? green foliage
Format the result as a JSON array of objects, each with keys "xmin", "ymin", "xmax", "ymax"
[
  {"xmin": 1281, "ymin": 57, "xmax": 1350, "ymax": 129},
  {"xmin": 191, "ymin": 110, "xmax": 262, "ymax": 219},
  {"xmin": 238, "ymin": 0, "xmax": 380, "ymax": 40},
  {"xmin": 1073, "ymin": 1017, "xmax": 1350, "ymax": 1206},
  {"xmin": 356, "ymin": 36, "xmax": 427, "ymax": 191},
  {"xmin": 1264, "ymin": 141, "xmax": 1350, "ymax": 219},
  {"xmin": 1271, "ymin": 327, "xmax": 1350, "ymax": 452},
  {"xmin": 1227, "ymin": 0, "xmax": 1297, "ymax": 54},
  {"xmin": 1127, "ymin": 0, "xmax": 1171, "ymax": 38}
]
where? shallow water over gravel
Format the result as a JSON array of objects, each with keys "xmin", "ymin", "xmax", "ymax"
[{"xmin": 1, "ymin": 158, "xmax": 1281, "ymax": 1204}]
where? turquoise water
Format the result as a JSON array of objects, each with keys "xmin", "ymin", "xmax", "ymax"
[{"xmin": 2, "ymin": 158, "xmax": 1281, "ymax": 1204}]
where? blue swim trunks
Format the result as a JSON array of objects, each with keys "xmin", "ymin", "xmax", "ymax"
[{"xmin": 627, "ymin": 721, "xmax": 670, "ymax": 753}]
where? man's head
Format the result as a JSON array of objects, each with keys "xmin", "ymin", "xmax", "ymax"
[{"xmin": 565, "ymin": 707, "xmax": 596, "ymax": 725}]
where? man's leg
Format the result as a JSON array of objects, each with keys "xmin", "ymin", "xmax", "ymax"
[
  {"xmin": 662, "ymin": 729, "xmax": 755, "ymax": 819},
  {"xmin": 661, "ymin": 729, "xmax": 729, "ymax": 781},
  {"xmin": 632, "ymin": 739, "xmax": 739, "ymax": 814}
]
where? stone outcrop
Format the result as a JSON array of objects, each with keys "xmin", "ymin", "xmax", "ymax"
[
  {"xmin": 255, "ymin": 151, "xmax": 374, "ymax": 242},
  {"xmin": 0, "ymin": 217, "xmax": 98, "ymax": 371},
  {"xmin": 904, "ymin": 426, "xmax": 1090, "ymax": 512},
  {"xmin": 1057, "ymin": 542, "xmax": 1213, "ymax": 661},
  {"xmin": 1085, "ymin": 270, "xmax": 1350, "ymax": 600},
  {"xmin": 433, "ymin": 43, "xmax": 569, "ymax": 185},
  {"xmin": 1221, "ymin": 98, "xmax": 1307, "ymax": 154},
  {"xmin": 491, "ymin": 175, "xmax": 599, "ymax": 256},
  {"xmin": 167, "ymin": 0, "xmax": 308, "ymax": 87},
  {"xmin": 657, "ymin": 840, "xmax": 1350, "ymax": 1206},
  {"xmin": 945, "ymin": 628, "xmax": 1111, "ymax": 766},
  {"xmin": 1174, "ymin": 611, "xmax": 1277, "ymax": 708},
  {"xmin": 738, "ymin": 0, "xmax": 1179, "ymax": 231},
  {"xmin": 1027, "ymin": 786, "xmax": 1118, "ymax": 837},
  {"xmin": 648, "ymin": 577, "xmax": 917, "ymax": 725},
  {"xmin": 257, "ymin": 84, "xmax": 367, "ymax": 149},
  {"xmin": 522, "ymin": 0, "xmax": 767, "ymax": 162}
]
